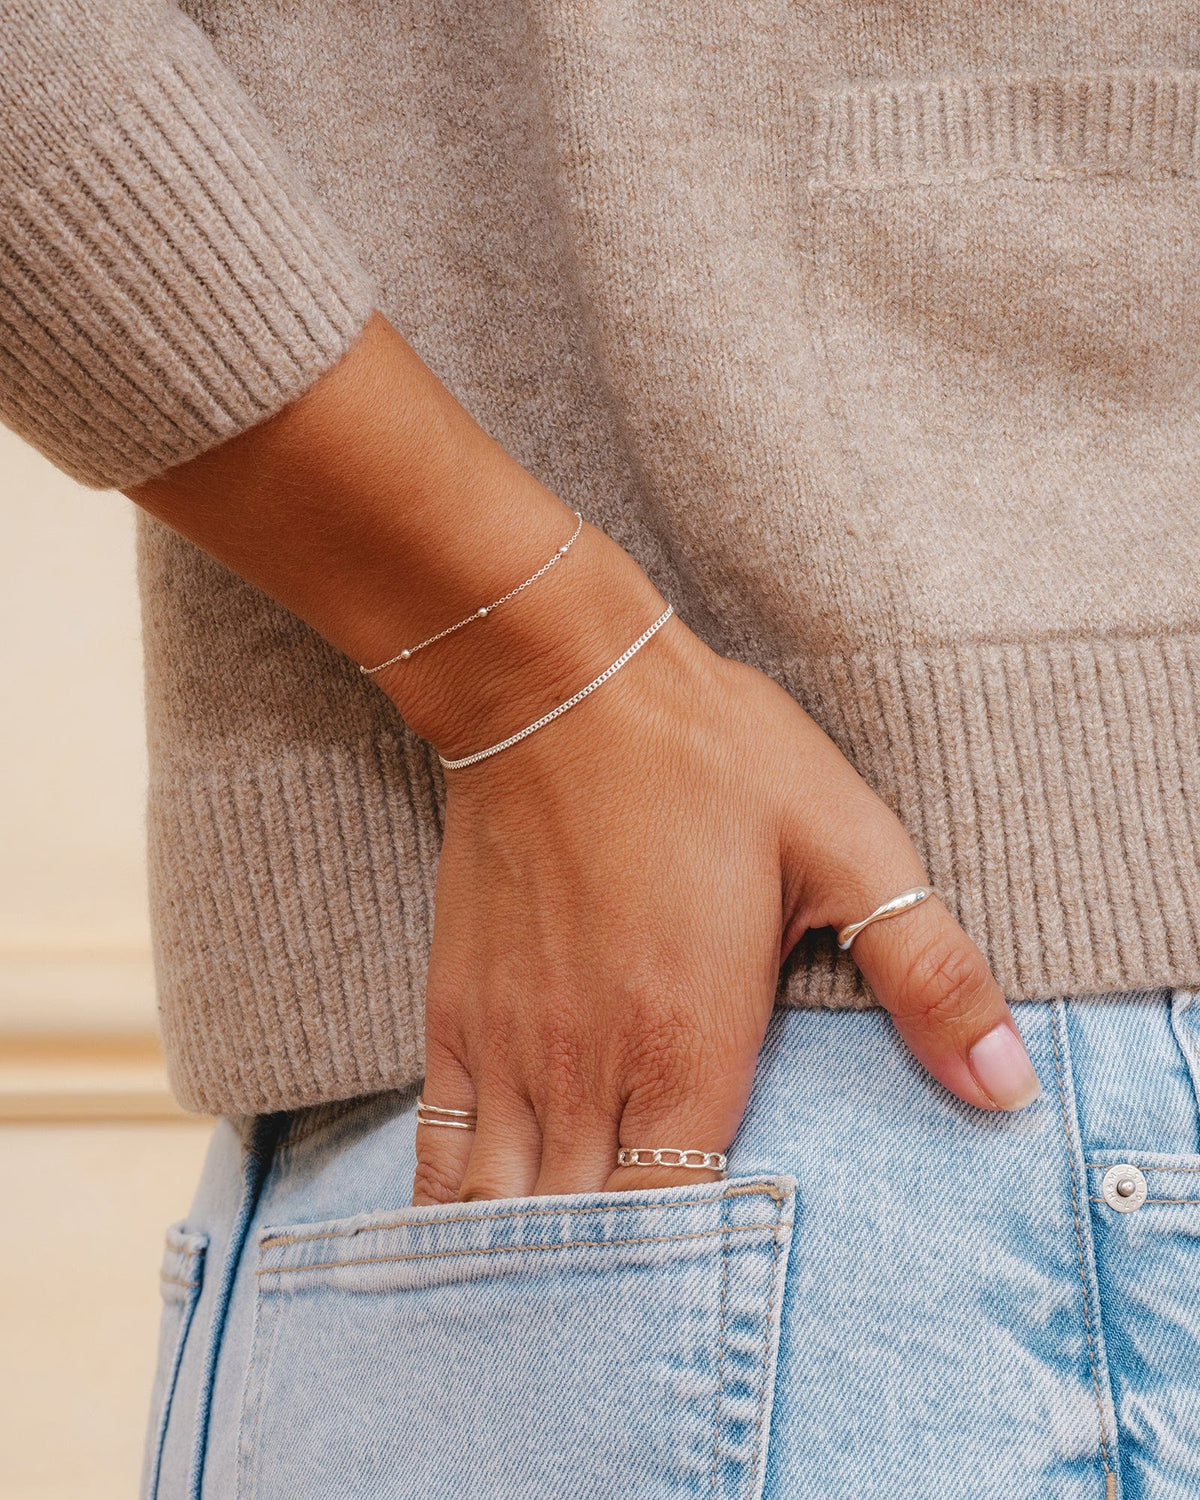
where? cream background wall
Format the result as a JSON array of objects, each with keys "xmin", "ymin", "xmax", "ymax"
[{"xmin": 0, "ymin": 426, "xmax": 212, "ymax": 1500}]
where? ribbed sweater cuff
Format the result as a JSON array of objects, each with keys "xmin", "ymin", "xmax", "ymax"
[{"xmin": 0, "ymin": 3, "xmax": 377, "ymax": 490}]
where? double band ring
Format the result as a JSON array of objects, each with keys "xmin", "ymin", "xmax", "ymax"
[
  {"xmin": 617, "ymin": 1147, "xmax": 728, "ymax": 1177},
  {"xmin": 416, "ymin": 1097, "xmax": 477, "ymax": 1131},
  {"xmin": 837, "ymin": 886, "xmax": 936, "ymax": 951}
]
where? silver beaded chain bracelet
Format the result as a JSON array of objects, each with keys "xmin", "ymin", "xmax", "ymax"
[
  {"xmin": 438, "ymin": 604, "xmax": 675, "ymax": 770},
  {"xmin": 358, "ymin": 511, "xmax": 584, "ymax": 676}
]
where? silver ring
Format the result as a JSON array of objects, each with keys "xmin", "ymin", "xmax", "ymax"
[
  {"xmin": 417, "ymin": 1096, "xmax": 477, "ymax": 1131},
  {"xmin": 617, "ymin": 1147, "xmax": 728, "ymax": 1177},
  {"xmin": 836, "ymin": 886, "xmax": 936, "ymax": 951}
]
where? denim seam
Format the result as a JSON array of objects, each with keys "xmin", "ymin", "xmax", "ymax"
[
  {"xmin": 1086, "ymin": 1163, "xmax": 1200, "ymax": 1173},
  {"xmin": 258, "ymin": 1185, "xmax": 784, "ymax": 1248},
  {"xmin": 160, "ymin": 1274, "xmax": 201, "ymax": 1289},
  {"xmin": 709, "ymin": 1197, "xmax": 732, "ymax": 1498},
  {"xmin": 256, "ymin": 1221, "xmax": 792, "ymax": 1276},
  {"xmin": 1171, "ymin": 989, "xmax": 1200, "ymax": 1124},
  {"xmin": 745, "ymin": 1217, "xmax": 785, "ymax": 1500},
  {"xmin": 188, "ymin": 1115, "xmax": 284, "ymax": 1500},
  {"xmin": 1050, "ymin": 1002, "xmax": 1117, "ymax": 1489},
  {"xmin": 1089, "ymin": 1195, "xmax": 1200, "ymax": 1206}
]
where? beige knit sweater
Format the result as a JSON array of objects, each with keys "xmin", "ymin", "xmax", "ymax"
[{"xmin": 3, "ymin": 1, "xmax": 1199, "ymax": 1114}]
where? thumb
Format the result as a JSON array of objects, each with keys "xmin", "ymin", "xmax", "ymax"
[
  {"xmin": 777, "ymin": 717, "xmax": 1041, "ymax": 1113},
  {"xmin": 846, "ymin": 887, "xmax": 1040, "ymax": 1111}
]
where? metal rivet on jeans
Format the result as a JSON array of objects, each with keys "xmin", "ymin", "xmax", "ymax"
[{"xmin": 1101, "ymin": 1163, "xmax": 1147, "ymax": 1213}]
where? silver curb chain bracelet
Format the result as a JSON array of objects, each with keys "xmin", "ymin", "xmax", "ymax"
[{"xmin": 438, "ymin": 604, "xmax": 675, "ymax": 770}]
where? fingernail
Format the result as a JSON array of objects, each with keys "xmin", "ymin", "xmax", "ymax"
[{"xmin": 968, "ymin": 1023, "xmax": 1041, "ymax": 1110}]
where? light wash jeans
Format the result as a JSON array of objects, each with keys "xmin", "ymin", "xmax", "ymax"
[{"xmin": 141, "ymin": 990, "xmax": 1200, "ymax": 1500}]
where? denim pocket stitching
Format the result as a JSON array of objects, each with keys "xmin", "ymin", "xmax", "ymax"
[
  {"xmin": 258, "ymin": 1179, "xmax": 790, "ymax": 1249},
  {"xmin": 241, "ymin": 1185, "xmax": 795, "ymax": 1499},
  {"xmin": 1087, "ymin": 1162, "xmax": 1200, "ymax": 1173},
  {"xmin": 709, "ymin": 1194, "xmax": 790, "ymax": 1500},
  {"xmin": 1086, "ymin": 1159, "xmax": 1200, "ymax": 1206},
  {"xmin": 1090, "ymin": 1195, "xmax": 1200, "ymax": 1206},
  {"xmin": 235, "ymin": 1256, "xmax": 289, "ymax": 1500},
  {"xmin": 256, "ymin": 1220, "xmax": 791, "ymax": 1276},
  {"xmin": 746, "ymin": 1221, "xmax": 787, "ymax": 1500}
]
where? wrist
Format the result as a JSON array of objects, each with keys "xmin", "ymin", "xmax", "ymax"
[
  {"xmin": 129, "ymin": 309, "xmax": 675, "ymax": 761},
  {"xmin": 371, "ymin": 519, "xmax": 669, "ymax": 757}
]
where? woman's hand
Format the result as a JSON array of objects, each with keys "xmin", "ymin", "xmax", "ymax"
[
  {"xmin": 123, "ymin": 310, "xmax": 1039, "ymax": 1198},
  {"xmin": 411, "ymin": 591, "xmax": 1040, "ymax": 1204}
]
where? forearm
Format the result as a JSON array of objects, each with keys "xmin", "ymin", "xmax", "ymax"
[{"xmin": 126, "ymin": 311, "xmax": 664, "ymax": 754}]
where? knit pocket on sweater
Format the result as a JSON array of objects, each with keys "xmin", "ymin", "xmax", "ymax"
[
  {"xmin": 235, "ymin": 1175, "xmax": 794, "ymax": 1500},
  {"xmin": 803, "ymin": 66, "xmax": 1200, "ymax": 395},
  {"xmin": 802, "ymin": 66, "xmax": 1200, "ymax": 396},
  {"xmin": 799, "ymin": 64, "xmax": 1200, "ymax": 625}
]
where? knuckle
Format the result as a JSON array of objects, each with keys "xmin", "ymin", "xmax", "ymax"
[
  {"xmin": 411, "ymin": 1156, "xmax": 463, "ymax": 1207},
  {"xmin": 423, "ymin": 1011, "xmax": 468, "ymax": 1068},
  {"xmin": 462, "ymin": 1007, "xmax": 522, "ymax": 1078},
  {"xmin": 890, "ymin": 937, "xmax": 996, "ymax": 1030},
  {"xmin": 619, "ymin": 1005, "xmax": 707, "ymax": 1107},
  {"xmin": 537, "ymin": 1018, "xmax": 591, "ymax": 1099},
  {"xmin": 534, "ymin": 1021, "xmax": 619, "ymax": 1128}
]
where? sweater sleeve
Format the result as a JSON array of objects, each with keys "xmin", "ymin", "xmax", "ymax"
[{"xmin": 0, "ymin": 0, "xmax": 378, "ymax": 490}]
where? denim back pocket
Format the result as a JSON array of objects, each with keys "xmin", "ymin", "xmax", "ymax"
[
  {"xmin": 140, "ymin": 1223, "xmax": 208, "ymax": 1500},
  {"xmin": 236, "ymin": 1175, "xmax": 795, "ymax": 1500}
]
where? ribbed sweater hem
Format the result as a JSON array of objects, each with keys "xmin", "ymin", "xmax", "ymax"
[
  {"xmin": 149, "ymin": 726, "xmax": 443, "ymax": 1117},
  {"xmin": 150, "ymin": 628, "xmax": 1200, "ymax": 1115},
  {"xmin": 783, "ymin": 627, "xmax": 1200, "ymax": 1005}
]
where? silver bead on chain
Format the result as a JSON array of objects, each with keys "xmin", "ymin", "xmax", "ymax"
[
  {"xmin": 358, "ymin": 511, "xmax": 584, "ymax": 675},
  {"xmin": 438, "ymin": 604, "xmax": 675, "ymax": 770}
]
